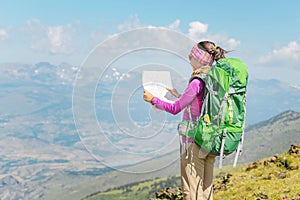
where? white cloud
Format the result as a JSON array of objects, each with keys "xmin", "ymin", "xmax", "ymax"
[
  {"xmin": 25, "ymin": 18, "xmax": 43, "ymax": 34},
  {"xmin": 227, "ymin": 38, "xmax": 240, "ymax": 50},
  {"xmin": 188, "ymin": 21, "xmax": 208, "ymax": 40},
  {"xmin": 207, "ymin": 34, "xmax": 240, "ymax": 51},
  {"xmin": 167, "ymin": 19, "xmax": 180, "ymax": 30},
  {"xmin": 0, "ymin": 29, "xmax": 8, "ymax": 40},
  {"xmin": 90, "ymin": 29, "xmax": 106, "ymax": 43},
  {"xmin": 118, "ymin": 15, "xmax": 144, "ymax": 32},
  {"xmin": 118, "ymin": 16, "xmax": 180, "ymax": 32},
  {"xmin": 258, "ymin": 41, "xmax": 300, "ymax": 63},
  {"xmin": 251, "ymin": 41, "xmax": 300, "ymax": 85},
  {"xmin": 186, "ymin": 21, "xmax": 240, "ymax": 51},
  {"xmin": 47, "ymin": 25, "xmax": 73, "ymax": 54},
  {"xmin": 25, "ymin": 19, "xmax": 75, "ymax": 54},
  {"xmin": 108, "ymin": 18, "xmax": 241, "ymax": 60}
]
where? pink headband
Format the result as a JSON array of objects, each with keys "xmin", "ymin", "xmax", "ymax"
[{"xmin": 190, "ymin": 44, "xmax": 214, "ymax": 66}]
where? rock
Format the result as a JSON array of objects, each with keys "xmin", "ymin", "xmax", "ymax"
[
  {"xmin": 246, "ymin": 162, "xmax": 258, "ymax": 171},
  {"xmin": 271, "ymin": 156, "xmax": 278, "ymax": 163},
  {"xmin": 289, "ymin": 144, "xmax": 300, "ymax": 155},
  {"xmin": 274, "ymin": 171, "xmax": 287, "ymax": 179},
  {"xmin": 262, "ymin": 175, "xmax": 272, "ymax": 180},
  {"xmin": 154, "ymin": 187, "xmax": 183, "ymax": 200}
]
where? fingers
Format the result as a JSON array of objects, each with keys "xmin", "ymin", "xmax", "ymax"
[
  {"xmin": 166, "ymin": 88, "xmax": 177, "ymax": 94},
  {"xmin": 143, "ymin": 90, "xmax": 152, "ymax": 102},
  {"xmin": 144, "ymin": 90, "xmax": 150, "ymax": 95},
  {"xmin": 143, "ymin": 93, "xmax": 148, "ymax": 101},
  {"xmin": 166, "ymin": 87, "xmax": 174, "ymax": 92}
]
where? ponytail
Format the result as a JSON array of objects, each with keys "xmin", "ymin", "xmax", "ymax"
[
  {"xmin": 198, "ymin": 41, "xmax": 227, "ymax": 61},
  {"xmin": 213, "ymin": 47, "xmax": 227, "ymax": 61}
]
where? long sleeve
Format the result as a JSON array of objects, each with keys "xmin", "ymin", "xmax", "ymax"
[{"xmin": 152, "ymin": 78, "xmax": 205, "ymax": 120}]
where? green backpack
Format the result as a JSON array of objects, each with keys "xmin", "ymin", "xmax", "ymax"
[{"xmin": 193, "ymin": 58, "xmax": 248, "ymax": 168}]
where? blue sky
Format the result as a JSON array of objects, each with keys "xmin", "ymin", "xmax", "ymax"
[{"xmin": 1, "ymin": 0, "xmax": 300, "ymax": 85}]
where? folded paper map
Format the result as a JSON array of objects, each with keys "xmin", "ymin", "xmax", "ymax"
[{"xmin": 142, "ymin": 71, "xmax": 176, "ymax": 103}]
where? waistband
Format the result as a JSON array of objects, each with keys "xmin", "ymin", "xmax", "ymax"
[{"xmin": 181, "ymin": 136, "xmax": 194, "ymax": 143}]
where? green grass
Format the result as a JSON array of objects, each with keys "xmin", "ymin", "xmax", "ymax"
[
  {"xmin": 83, "ymin": 145, "xmax": 300, "ymax": 200},
  {"xmin": 213, "ymin": 150, "xmax": 300, "ymax": 200},
  {"xmin": 83, "ymin": 176, "xmax": 181, "ymax": 200}
]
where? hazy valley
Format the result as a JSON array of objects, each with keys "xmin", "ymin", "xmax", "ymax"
[{"xmin": 0, "ymin": 62, "xmax": 300, "ymax": 199}]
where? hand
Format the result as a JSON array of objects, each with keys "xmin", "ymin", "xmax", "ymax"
[
  {"xmin": 143, "ymin": 90, "xmax": 155, "ymax": 103},
  {"xmin": 166, "ymin": 88, "xmax": 181, "ymax": 98}
]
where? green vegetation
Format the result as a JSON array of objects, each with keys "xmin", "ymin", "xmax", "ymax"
[
  {"xmin": 239, "ymin": 110, "xmax": 300, "ymax": 165},
  {"xmin": 83, "ymin": 144, "xmax": 300, "ymax": 200},
  {"xmin": 83, "ymin": 176, "xmax": 181, "ymax": 200},
  {"xmin": 213, "ymin": 144, "xmax": 300, "ymax": 200}
]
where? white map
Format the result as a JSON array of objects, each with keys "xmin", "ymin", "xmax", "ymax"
[{"xmin": 142, "ymin": 71, "xmax": 176, "ymax": 103}]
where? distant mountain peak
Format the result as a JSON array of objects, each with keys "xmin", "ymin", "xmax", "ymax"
[
  {"xmin": 35, "ymin": 62, "xmax": 56, "ymax": 68},
  {"xmin": 0, "ymin": 175, "xmax": 22, "ymax": 187},
  {"xmin": 247, "ymin": 110, "xmax": 300, "ymax": 131},
  {"xmin": 267, "ymin": 110, "xmax": 300, "ymax": 123}
]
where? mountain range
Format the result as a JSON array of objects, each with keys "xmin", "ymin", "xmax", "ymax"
[{"xmin": 0, "ymin": 62, "xmax": 300, "ymax": 199}]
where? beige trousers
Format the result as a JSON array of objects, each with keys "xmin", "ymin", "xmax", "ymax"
[{"xmin": 180, "ymin": 143, "xmax": 216, "ymax": 200}]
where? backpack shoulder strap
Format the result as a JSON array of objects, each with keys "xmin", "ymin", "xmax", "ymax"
[{"xmin": 189, "ymin": 73, "xmax": 207, "ymax": 83}]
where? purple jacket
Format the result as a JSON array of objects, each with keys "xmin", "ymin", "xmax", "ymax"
[{"xmin": 152, "ymin": 78, "xmax": 205, "ymax": 121}]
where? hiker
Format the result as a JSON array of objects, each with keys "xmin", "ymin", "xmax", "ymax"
[{"xmin": 144, "ymin": 41, "xmax": 227, "ymax": 200}]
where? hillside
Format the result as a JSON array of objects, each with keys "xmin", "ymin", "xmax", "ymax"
[
  {"xmin": 1, "ymin": 61, "xmax": 300, "ymax": 199},
  {"xmin": 240, "ymin": 110, "xmax": 300, "ymax": 163},
  {"xmin": 220, "ymin": 110, "xmax": 300, "ymax": 167},
  {"xmin": 83, "ymin": 144, "xmax": 300, "ymax": 200},
  {"xmin": 46, "ymin": 110, "xmax": 300, "ymax": 200},
  {"xmin": 212, "ymin": 144, "xmax": 300, "ymax": 200}
]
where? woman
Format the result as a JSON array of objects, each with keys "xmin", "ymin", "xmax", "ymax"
[{"xmin": 143, "ymin": 41, "xmax": 227, "ymax": 200}]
